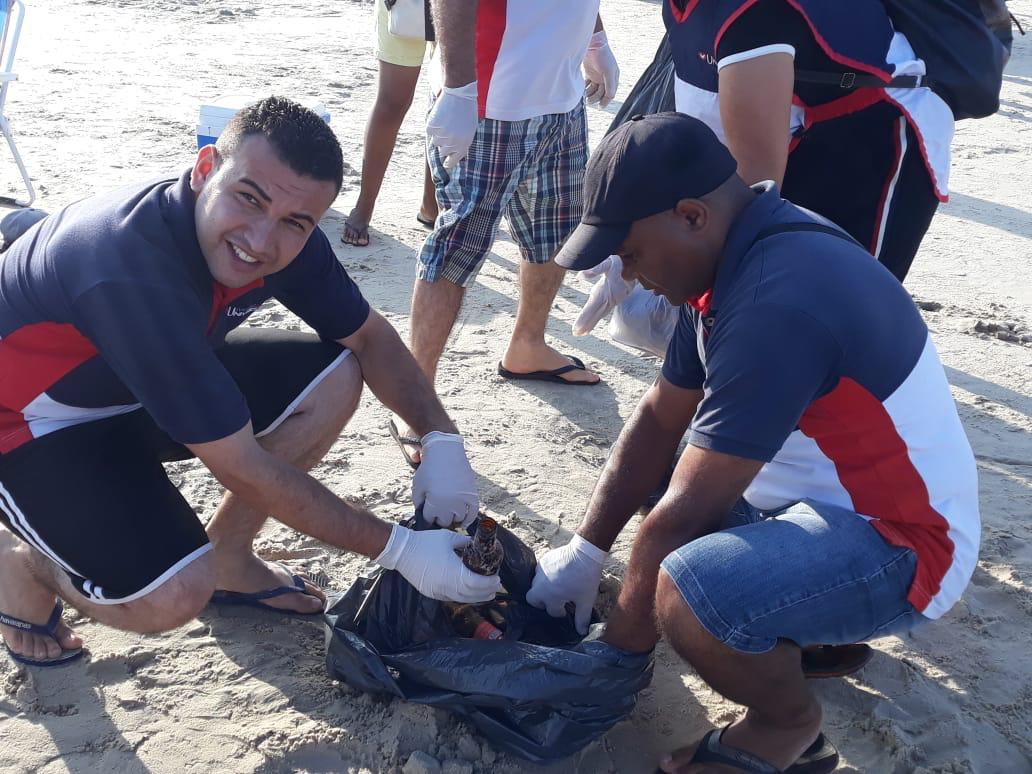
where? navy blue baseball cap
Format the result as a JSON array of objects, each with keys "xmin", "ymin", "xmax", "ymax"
[{"xmin": 556, "ymin": 112, "xmax": 737, "ymax": 271}]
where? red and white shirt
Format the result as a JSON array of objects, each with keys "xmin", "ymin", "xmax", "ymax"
[
  {"xmin": 431, "ymin": 0, "xmax": 599, "ymax": 121},
  {"xmin": 663, "ymin": 186, "xmax": 980, "ymax": 619}
]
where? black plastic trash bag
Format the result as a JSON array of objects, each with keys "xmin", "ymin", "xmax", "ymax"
[
  {"xmin": 323, "ymin": 515, "xmax": 654, "ymax": 763},
  {"xmin": 608, "ymin": 32, "xmax": 676, "ymax": 135}
]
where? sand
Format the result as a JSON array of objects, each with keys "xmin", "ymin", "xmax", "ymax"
[{"xmin": 1, "ymin": 0, "xmax": 1030, "ymax": 771}]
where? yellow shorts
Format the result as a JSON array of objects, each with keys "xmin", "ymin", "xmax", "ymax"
[{"xmin": 374, "ymin": 0, "xmax": 430, "ymax": 68}]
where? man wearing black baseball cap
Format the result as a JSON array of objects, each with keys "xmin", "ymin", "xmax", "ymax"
[{"xmin": 526, "ymin": 113, "xmax": 980, "ymax": 772}]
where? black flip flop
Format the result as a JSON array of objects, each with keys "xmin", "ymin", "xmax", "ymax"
[
  {"xmin": 1, "ymin": 601, "xmax": 84, "ymax": 667},
  {"xmin": 497, "ymin": 355, "xmax": 599, "ymax": 386},
  {"xmin": 416, "ymin": 213, "xmax": 435, "ymax": 229},
  {"xmin": 801, "ymin": 643, "xmax": 873, "ymax": 679},
  {"xmin": 661, "ymin": 726, "xmax": 838, "ymax": 773},
  {"xmin": 210, "ymin": 571, "xmax": 324, "ymax": 616},
  {"xmin": 387, "ymin": 417, "xmax": 422, "ymax": 469}
]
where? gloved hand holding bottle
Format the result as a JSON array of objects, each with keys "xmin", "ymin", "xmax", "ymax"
[{"xmin": 376, "ymin": 524, "xmax": 502, "ymax": 603}]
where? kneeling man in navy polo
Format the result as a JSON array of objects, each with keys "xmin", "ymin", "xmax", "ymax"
[
  {"xmin": 527, "ymin": 112, "xmax": 980, "ymax": 773},
  {"xmin": 0, "ymin": 97, "xmax": 499, "ymax": 669}
]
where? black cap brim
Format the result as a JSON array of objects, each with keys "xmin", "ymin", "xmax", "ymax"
[{"xmin": 554, "ymin": 222, "xmax": 630, "ymax": 272}]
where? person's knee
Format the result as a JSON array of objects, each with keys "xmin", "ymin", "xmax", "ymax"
[
  {"xmin": 655, "ymin": 566, "xmax": 711, "ymax": 656},
  {"xmin": 324, "ymin": 352, "xmax": 364, "ymax": 418},
  {"xmin": 373, "ymin": 90, "xmax": 415, "ymax": 123},
  {"xmin": 301, "ymin": 352, "xmax": 364, "ymax": 427},
  {"xmin": 116, "ymin": 551, "xmax": 215, "ymax": 633}
]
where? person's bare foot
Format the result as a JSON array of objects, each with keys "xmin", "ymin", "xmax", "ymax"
[
  {"xmin": 416, "ymin": 205, "xmax": 438, "ymax": 229},
  {"xmin": 0, "ymin": 529, "xmax": 83, "ymax": 662},
  {"xmin": 500, "ymin": 341, "xmax": 601, "ymax": 384},
  {"xmin": 341, "ymin": 207, "xmax": 370, "ymax": 247},
  {"xmin": 213, "ymin": 551, "xmax": 325, "ymax": 614},
  {"xmin": 659, "ymin": 703, "xmax": 823, "ymax": 773}
]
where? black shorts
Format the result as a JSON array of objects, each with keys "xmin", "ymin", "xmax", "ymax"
[
  {"xmin": 0, "ymin": 328, "xmax": 351, "ymax": 605},
  {"xmin": 783, "ymin": 101, "xmax": 941, "ymax": 283}
]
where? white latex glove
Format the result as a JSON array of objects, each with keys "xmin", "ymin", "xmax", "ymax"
[
  {"xmin": 526, "ymin": 534, "xmax": 607, "ymax": 634},
  {"xmin": 582, "ymin": 30, "xmax": 620, "ymax": 109},
  {"xmin": 426, "ymin": 81, "xmax": 479, "ymax": 170},
  {"xmin": 376, "ymin": 525, "xmax": 502, "ymax": 603},
  {"xmin": 573, "ymin": 255, "xmax": 637, "ymax": 336},
  {"xmin": 412, "ymin": 431, "xmax": 479, "ymax": 528}
]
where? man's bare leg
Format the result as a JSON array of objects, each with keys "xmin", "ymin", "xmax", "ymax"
[
  {"xmin": 654, "ymin": 570, "xmax": 823, "ymax": 773},
  {"xmin": 392, "ymin": 277, "xmax": 466, "ymax": 465},
  {"xmin": 206, "ymin": 354, "xmax": 364, "ymax": 613},
  {"xmin": 500, "ymin": 260, "xmax": 599, "ymax": 383},
  {"xmin": 0, "ymin": 526, "xmax": 214, "ymax": 660}
]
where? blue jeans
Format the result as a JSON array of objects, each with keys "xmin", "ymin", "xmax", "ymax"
[{"xmin": 660, "ymin": 500, "xmax": 923, "ymax": 654}]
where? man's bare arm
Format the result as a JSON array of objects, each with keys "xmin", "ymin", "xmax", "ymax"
[
  {"xmin": 718, "ymin": 52, "xmax": 794, "ymax": 186},
  {"xmin": 432, "ymin": 0, "xmax": 478, "ymax": 87},
  {"xmin": 577, "ymin": 377, "xmax": 703, "ymax": 551},
  {"xmin": 339, "ymin": 309, "xmax": 457, "ymax": 438},
  {"xmin": 602, "ymin": 445, "xmax": 764, "ymax": 653},
  {"xmin": 189, "ymin": 425, "xmax": 392, "ymax": 558}
]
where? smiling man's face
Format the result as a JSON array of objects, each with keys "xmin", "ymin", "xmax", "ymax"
[{"xmin": 190, "ymin": 135, "xmax": 338, "ymax": 288}]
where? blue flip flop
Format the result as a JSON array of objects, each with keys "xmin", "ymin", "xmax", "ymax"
[
  {"xmin": 1, "ymin": 601, "xmax": 84, "ymax": 668},
  {"xmin": 209, "ymin": 572, "xmax": 324, "ymax": 616},
  {"xmin": 664, "ymin": 726, "xmax": 839, "ymax": 773}
]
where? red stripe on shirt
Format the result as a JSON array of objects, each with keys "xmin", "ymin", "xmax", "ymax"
[
  {"xmin": 0, "ymin": 322, "xmax": 99, "ymax": 452},
  {"xmin": 713, "ymin": 0, "xmax": 764, "ymax": 50},
  {"xmin": 668, "ymin": 0, "xmax": 702, "ymax": 25},
  {"xmin": 778, "ymin": 0, "xmax": 893, "ymax": 81},
  {"xmin": 798, "ymin": 377, "xmax": 955, "ymax": 612},
  {"xmin": 882, "ymin": 92, "xmax": 950, "ymax": 203},
  {"xmin": 475, "ymin": 0, "xmax": 508, "ymax": 119}
]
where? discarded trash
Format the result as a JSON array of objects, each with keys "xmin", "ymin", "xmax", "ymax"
[{"xmin": 324, "ymin": 512, "xmax": 654, "ymax": 762}]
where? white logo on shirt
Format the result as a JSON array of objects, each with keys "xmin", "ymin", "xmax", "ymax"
[{"xmin": 226, "ymin": 306, "xmax": 258, "ymax": 318}]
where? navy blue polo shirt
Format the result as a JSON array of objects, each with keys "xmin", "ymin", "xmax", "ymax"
[
  {"xmin": 0, "ymin": 172, "xmax": 369, "ymax": 453},
  {"xmin": 660, "ymin": 183, "xmax": 981, "ymax": 619}
]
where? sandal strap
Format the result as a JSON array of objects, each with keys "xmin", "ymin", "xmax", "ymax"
[
  {"xmin": 245, "ymin": 574, "xmax": 307, "ymax": 601},
  {"xmin": 547, "ymin": 356, "xmax": 590, "ymax": 378},
  {"xmin": 691, "ymin": 728, "xmax": 781, "ymax": 773},
  {"xmin": 0, "ymin": 601, "xmax": 64, "ymax": 637}
]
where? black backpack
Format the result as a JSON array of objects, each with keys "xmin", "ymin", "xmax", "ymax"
[{"xmin": 795, "ymin": 0, "xmax": 1021, "ymax": 120}]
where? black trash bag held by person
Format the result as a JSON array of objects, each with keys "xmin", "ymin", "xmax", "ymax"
[
  {"xmin": 323, "ymin": 513, "xmax": 654, "ymax": 763},
  {"xmin": 608, "ymin": 32, "xmax": 676, "ymax": 135}
]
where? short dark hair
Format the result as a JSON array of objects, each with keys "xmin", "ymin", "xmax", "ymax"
[{"xmin": 217, "ymin": 96, "xmax": 344, "ymax": 192}]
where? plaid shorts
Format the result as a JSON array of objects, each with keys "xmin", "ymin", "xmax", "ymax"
[{"xmin": 418, "ymin": 101, "xmax": 588, "ymax": 287}]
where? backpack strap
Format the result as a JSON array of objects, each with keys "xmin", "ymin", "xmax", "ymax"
[
  {"xmin": 750, "ymin": 221, "xmax": 863, "ymax": 250},
  {"xmin": 794, "ymin": 69, "xmax": 924, "ymax": 90}
]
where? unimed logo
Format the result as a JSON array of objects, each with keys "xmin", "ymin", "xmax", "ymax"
[{"xmin": 226, "ymin": 306, "xmax": 258, "ymax": 318}]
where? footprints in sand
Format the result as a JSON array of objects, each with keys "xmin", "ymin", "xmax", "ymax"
[{"xmin": 915, "ymin": 296, "xmax": 1032, "ymax": 347}]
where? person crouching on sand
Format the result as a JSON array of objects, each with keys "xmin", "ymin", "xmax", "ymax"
[
  {"xmin": 526, "ymin": 113, "xmax": 980, "ymax": 773},
  {"xmin": 0, "ymin": 97, "xmax": 499, "ymax": 668}
]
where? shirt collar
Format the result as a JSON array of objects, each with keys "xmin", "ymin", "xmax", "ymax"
[
  {"xmin": 161, "ymin": 169, "xmax": 212, "ymax": 290},
  {"xmin": 707, "ymin": 181, "xmax": 786, "ymax": 313}
]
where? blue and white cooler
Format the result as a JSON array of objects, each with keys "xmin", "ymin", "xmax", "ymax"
[{"xmin": 196, "ymin": 95, "xmax": 331, "ymax": 148}]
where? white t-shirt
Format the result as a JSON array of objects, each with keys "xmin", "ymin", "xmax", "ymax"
[{"xmin": 430, "ymin": 0, "xmax": 599, "ymax": 122}]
